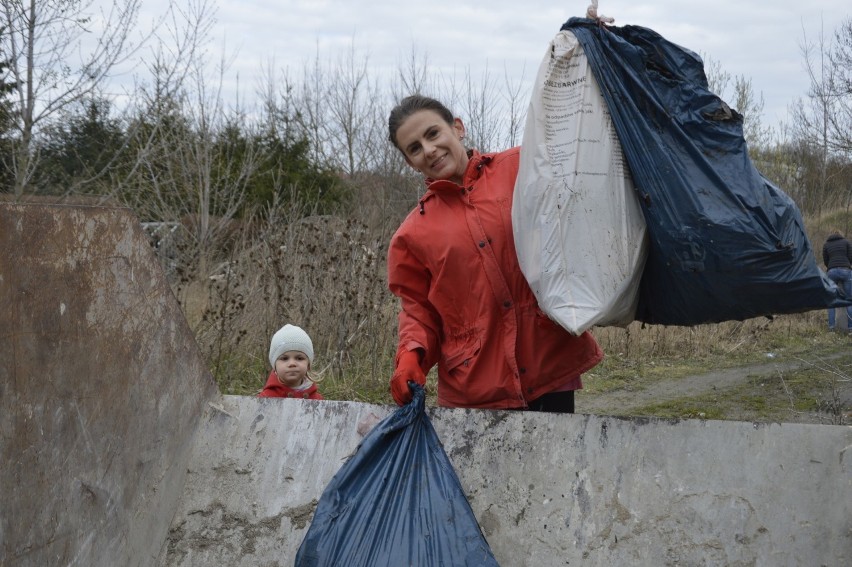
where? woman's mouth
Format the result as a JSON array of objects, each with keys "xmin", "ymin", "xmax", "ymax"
[{"xmin": 430, "ymin": 154, "xmax": 446, "ymax": 169}]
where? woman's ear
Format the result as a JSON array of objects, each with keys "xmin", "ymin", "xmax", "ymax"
[{"xmin": 453, "ymin": 117, "xmax": 466, "ymax": 140}]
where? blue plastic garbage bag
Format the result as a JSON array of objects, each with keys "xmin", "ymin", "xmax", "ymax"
[
  {"xmin": 294, "ymin": 384, "xmax": 499, "ymax": 567},
  {"xmin": 561, "ymin": 18, "xmax": 850, "ymax": 325}
]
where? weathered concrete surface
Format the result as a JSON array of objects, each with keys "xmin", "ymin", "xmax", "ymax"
[
  {"xmin": 158, "ymin": 398, "xmax": 384, "ymax": 566},
  {"xmin": 0, "ymin": 199, "xmax": 218, "ymax": 567},
  {"xmin": 165, "ymin": 396, "xmax": 852, "ymax": 566}
]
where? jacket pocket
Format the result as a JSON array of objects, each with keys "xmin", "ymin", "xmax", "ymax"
[{"xmin": 442, "ymin": 336, "xmax": 482, "ymax": 372}]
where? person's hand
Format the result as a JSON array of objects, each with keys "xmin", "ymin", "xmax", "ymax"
[{"xmin": 390, "ymin": 350, "xmax": 426, "ymax": 406}]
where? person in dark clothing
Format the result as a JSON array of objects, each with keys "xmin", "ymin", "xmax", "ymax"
[{"xmin": 822, "ymin": 230, "xmax": 852, "ymax": 332}]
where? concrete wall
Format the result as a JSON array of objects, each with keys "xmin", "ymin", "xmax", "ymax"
[
  {"xmin": 0, "ymin": 200, "xmax": 219, "ymax": 567},
  {"xmin": 2, "ymin": 200, "xmax": 850, "ymax": 566},
  {"xmin": 163, "ymin": 395, "xmax": 852, "ymax": 566}
]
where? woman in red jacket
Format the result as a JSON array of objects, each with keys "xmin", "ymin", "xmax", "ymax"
[
  {"xmin": 259, "ymin": 324, "xmax": 324, "ymax": 399},
  {"xmin": 387, "ymin": 95, "xmax": 603, "ymax": 412}
]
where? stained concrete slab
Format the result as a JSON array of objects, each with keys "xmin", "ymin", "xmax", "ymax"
[
  {"xmin": 0, "ymin": 199, "xmax": 218, "ymax": 567},
  {"xmin": 163, "ymin": 396, "xmax": 852, "ymax": 566},
  {"xmin": 2, "ymin": 200, "xmax": 851, "ymax": 567}
]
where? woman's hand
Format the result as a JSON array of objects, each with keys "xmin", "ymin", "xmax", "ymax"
[{"xmin": 390, "ymin": 350, "xmax": 426, "ymax": 405}]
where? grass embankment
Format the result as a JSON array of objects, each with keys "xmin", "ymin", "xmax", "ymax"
[
  {"xmin": 174, "ymin": 208, "xmax": 852, "ymax": 425},
  {"xmin": 203, "ymin": 303, "xmax": 851, "ymax": 425},
  {"xmin": 583, "ymin": 312, "xmax": 851, "ymax": 424}
]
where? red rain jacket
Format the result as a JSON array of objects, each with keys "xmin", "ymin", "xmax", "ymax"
[{"xmin": 388, "ymin": 147, "xmax": 603, "ymax": 409}]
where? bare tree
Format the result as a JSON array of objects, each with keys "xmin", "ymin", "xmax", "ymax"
[
  {"xmin": 296, "ymin": 44, "xmax": 328, "ymax": 167},
  {"xmin": 703, "ymin": 55, "xmax": 731, "ymax": 99},
  {"xmin": 791, "ymin": 18, "xmax": 849, "ymax": 216},
  {"xmin": 458, "ymin": 63, "xmax": 501, "ymax": 152},
  {"xmin": 732, "ymin": 76, "xmax": 772, "ymax": 151},
  {"xmin": 501, "ymin": 62, "xmax": 528, "ymax": 149},
  {"xmin": 702, "ymin": 53, "xmax": 772, "ymax": 152},
  {"xmin": 827, "ymin": 18, "xmax": 852, "ymax": 157},
  {"xmin": 324, "ymin": 41, "xmax": 384, "ymax": 177},
  {"xmin": 0, "ymin": 0, "xmax": 144, "ymax": 195},
  {"xmin": 125, "ymin": 0, "xmax": 258, "ymax": 284},
  {"xmin": 393, "ymin": 44, "xmax": 431, "ymax": 101}
]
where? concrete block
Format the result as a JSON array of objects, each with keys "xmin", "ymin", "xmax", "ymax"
[
  {"xmin": 162, "ymin": 396, "xmax": 852, "ymax": 566},
  {"xmin": 0, "ymin": 199, "xmax": 218, "ymax": 567}
]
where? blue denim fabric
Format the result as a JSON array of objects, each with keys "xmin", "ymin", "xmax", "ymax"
[{"xmin": 826, "ymin": 267, "xmax": 852, "ymax": 329}]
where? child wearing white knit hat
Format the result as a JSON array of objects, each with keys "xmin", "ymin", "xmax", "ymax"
[{"xmin": 258, "ymin": 324, "xmax": 324, "ymax": 399}]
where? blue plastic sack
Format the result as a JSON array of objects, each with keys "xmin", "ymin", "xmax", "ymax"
[
  {"xmin": 295, "ymin": 384, "xmax": 498, "ymax": 566},
  {"xmin": 561, "ymin": 18, "xmax": 850, "ymax": 325}
]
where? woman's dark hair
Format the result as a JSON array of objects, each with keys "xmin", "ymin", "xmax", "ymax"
[{"xmin": 388, "ymin": 95, "xmax": 455, "ymax": 148}]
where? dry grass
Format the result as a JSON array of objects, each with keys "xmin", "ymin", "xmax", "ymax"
[
  {"xmin": 169, "ymin": 201, "xmax": 398, "ymax": 401},
  {"xmin": 154, "ymin": 202, "xmax": 850, "ymax": 413},
  {"xmin": 592, "ymin": 312, "xmax": 826, "ymax": 372}
]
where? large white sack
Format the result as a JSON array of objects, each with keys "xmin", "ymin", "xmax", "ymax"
[{"xmin": 512, "ymin": 30, "xmax": 647, "ymax": 335}]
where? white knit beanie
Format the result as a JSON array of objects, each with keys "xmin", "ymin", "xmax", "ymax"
[{"xmin": 268, "ymin": 324, "xmax": 314, "ymax": 367}]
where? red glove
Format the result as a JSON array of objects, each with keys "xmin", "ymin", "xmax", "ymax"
[{"xmin": 390, "ymin": 350, "xmax": 426, "ymax": 406}]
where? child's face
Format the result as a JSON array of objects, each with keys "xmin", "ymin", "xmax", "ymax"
[{"xmin": 274, "ymin": 351, "xmax": 310, "ymax": 387}]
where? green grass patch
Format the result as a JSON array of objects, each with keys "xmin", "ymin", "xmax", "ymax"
[
  {"xmin": 213, "ymin": 352, "xmax": 268, "ymax": 396},
  {"xmin": 583, "ymin": 356, "xmax": 709, "ymax": 394},
  {"xmin": 619, "ymin": 356, "xmax": 851, "ymax": 424},
  {"xmin": 623, "ymin": 397, "xmax": 727, "ymax": 420}
]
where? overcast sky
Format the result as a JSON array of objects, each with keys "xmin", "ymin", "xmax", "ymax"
[{"xmin": 124, "ymin": 0, "xmax": 850, "ymax": 132}]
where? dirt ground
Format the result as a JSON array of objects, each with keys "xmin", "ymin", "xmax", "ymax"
[{"xmin": 577, "ymin": 348, "xmax": 852, "ymax": 426}]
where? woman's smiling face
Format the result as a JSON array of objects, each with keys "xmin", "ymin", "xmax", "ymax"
[{"xmin": 395, "ymin": 110, "xmax": 469, "ymax": 185}]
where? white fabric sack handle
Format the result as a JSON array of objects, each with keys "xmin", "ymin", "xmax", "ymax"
[{"xmin": 587, "ymin": 1, "xmax": 615, "ymax": 24}]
